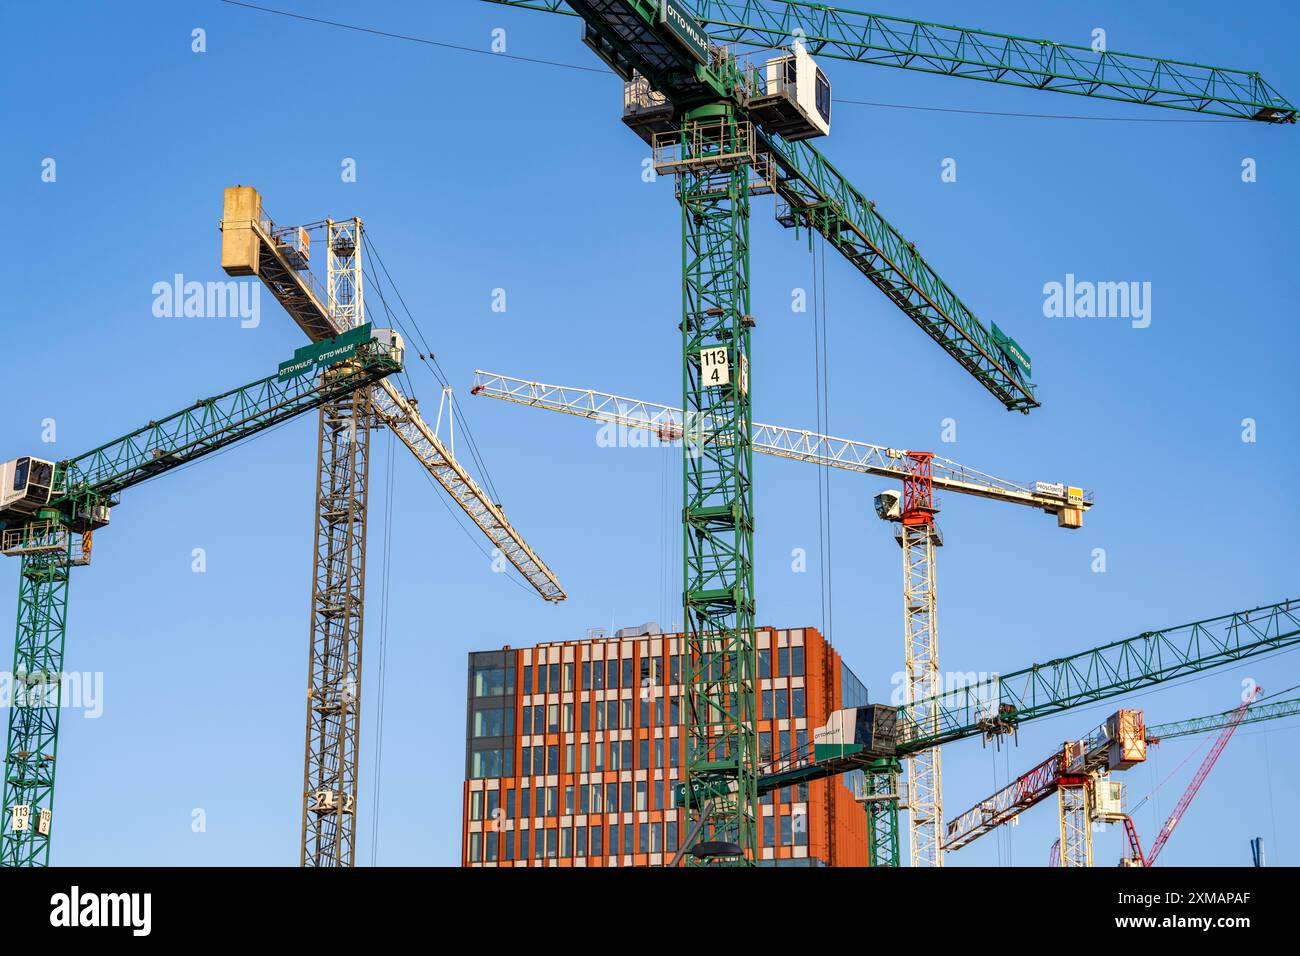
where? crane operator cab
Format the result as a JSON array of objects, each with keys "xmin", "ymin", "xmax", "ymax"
[
  {"xmin": 0, "ymin": 457, "xmax": 56, "ymax": 526},
  {"xmin": 371, "ymin": 327, "xmax": 404, "ymax": 367},
  {"xmin": 751, "ymin": 43, "xmax": 832, "ymax": 141}
]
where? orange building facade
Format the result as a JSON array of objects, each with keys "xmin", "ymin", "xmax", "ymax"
[{"xmin": 463, "ymin": 625, "xmax": 872, "ymax": 867}]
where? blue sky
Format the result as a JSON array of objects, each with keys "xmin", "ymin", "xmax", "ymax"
[{"xmin": 3, "ymin": 0, "xmax": 1297, "ymax": 867}]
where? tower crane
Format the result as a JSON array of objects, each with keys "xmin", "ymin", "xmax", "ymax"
[
  {"xmin": 740, "ymin": 599, "xmax": 1299, "ymax": 864},
  {"xmin": 219, "ymin": 187, "xmax": 565, "ymax": 867},
  {"xmin": 470, "ymin": 369, "xmax": 1091, "ymax": 864},
  {"xmin": 941, "ymin": 708, "xmax": 1147, "ymax": 867},
  {"xmin": 0, "ymin": 331, "xmax": 404, "ymax": 866},
  {"xmin": 1120, "ymin": 686, "xmax": 1261, "ymax": 867},
  {"xmin": 471, "ymin": 0, "xmax": 1292, "ymax": 867}
]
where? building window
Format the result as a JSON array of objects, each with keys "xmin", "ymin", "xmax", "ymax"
[
  {"xmin": 621, "ymin": 699, "xmax": 633, "ymax": 729},
  {"xmin": 670, "ymin": 654, "xmax": 680, "ymax": 684},
  {"xmin": 576, "ymin": 826, "xmax": 587, "ymax": 858},
  {"xmin": 635, "ymin": 780, "xmax": 647, "ymax": 812},
  {"xmin": 503, "ymin": 830, "xmax": 514, "ymax": 861},
  {"xmin": 759, "ymin": 731, "xmax": 772, "ymax": 764},
  {"xmin": 779, "ymin": 813, "xmax": 792, "ymax": 846},
  {"xmin": 639, "ymin": 697, "xmax": 650, "ymax": 727},
  {"xmin": 773, "ymin": 688, "xmax": 789, "ymax": 719},
  {"xmin": 592, "ymin": 741, "xmax": 603, "ymax": 771},
  {"xmin": 670, "ymin": 695, "xmax": 680, "ymax": 725},
  {"xmin": 522, "ymin": 664, "xmax": 532, "ymax": 695},
  {"xmin": 564, "ymin": 786, "xmax": 574, "ymax": 815},
  {"xmin": 468, "ymin": 831, "xmax": 482, "ymax": 863},
  {"xmin": 639, "ymin": 739, "xmax": 650, "ymax": 769},
  {"xmin": 522, "ymin": 708, "xmax": 532, "ymax": 735},
  {"xmin": 486, "ymin": 831, "xmax": 499, "ymax": 863},
  {"xmin": 548, "ymin": 663, "xmax": 560, "ymax": 693},
  {"xmin": 473, "ymin": 666, "xmax": 507, "ymax": 698},
  {"xmin": 606, "ymin": 659, "xmax": 618, "ymax": 689},
  {"xmin": 591, "ymin": 827, "xmax": 603, "ymax": 857},
  {"xmin": 623, "ymin": 823, "xmax": 633, "ymax": 857},
  {"xmin": 561, "ymin": 827, "xmax": 572, "ymax": 858},
  {"xmin": 545, "ymin": 787, "xmax": 557, "ymax": 817},
  {"xmin": 791, "ymin": 688, "xmax": 806, "ymax": 719},
  {"xmin": 621, "ymin": 782, "xmax": 633, "ymax": 813},
  {"xmin": 471, "ymin": 748, "xmax": 509, "ymax": 779},
  {"xmin": 580, "ymin": 786, "xmax": 590, "ymax": 814},
  {"xmin": 606, "ymin": 782, "xmax": 618, "ymax": 813},
  {"xmin": 593, "ymin": 661, "xmax": 605, "ymax": 690},
  {"xmin": 793, "ymin": 809, "xmax": 808, "ymax": 846},
  {"xmin": 758, "ymin": 647, "xmax": 772, "ymax": 679},
  {"xmin": 622, "ymin": 658, "xmax": 633, "ymax": 689},
  {"xmin": 546, "ymin": 746, "xmax": 558, "ymax": 774},
  {"xmin": 537, "ymin": 665, "xmax": 548, "ymax": 694},
  {"xmin": 763, "ymin": 815, "xmax": 774, "ymax": 848},
  {"xmin": 506, "ymin": 789, "xmax": 516, "ymax": 818},
  {"xmin": 609, "ymin": 824, "xmax": 619, "ymax": 857},
  {"xmin": 666, "ymin": 820, "xmax": 677, "ymax": 853},
  {"xmin": 547, "ymin": 704, "xmax": 559, "ymax": 734},
  {"xmin": 606, "ymin": 700, "xmax": 618, "ymax": 730},
  {"xmin": 486, "ymin": 789, "xmax": 499, "ymax": 821},
  {"xmin": 520, "ymin": 789, "xmax": 531, "ymax": 818},
  {"xmin": 469, "ymin": 791, "xmax": 483, "ymax": 820},
  {"xmin": 790, "ymin": 645, "xmax": 805, "ymax": 676},
  {"xmin": 650, "ymin": 821, "xmax": 662, "ymax": 853},
  {"xmin": 473, "ymin": 707, "xmax": 510, "ymax": 738},
  {"xmin": 621, "ymin": 740, "xmax": 633, "ymax": 769},
  {"xmin": 563, "ymin": 663, "xmax": 574, "ymax": 692},
  {"xmin": 520, "ymin": 829, "xmax": 530, "ymax": 859}
]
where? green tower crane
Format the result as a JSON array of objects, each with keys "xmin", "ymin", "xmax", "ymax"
[
  {"xmin": 0, "ymin": 328, "xmax": 403, "ymax": 867},
  {"xmin": 480, "ymin": 0, "xmax": 1293, "ymax": 866}
]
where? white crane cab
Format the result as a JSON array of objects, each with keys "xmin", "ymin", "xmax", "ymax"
[
  {"xmin": 371, "ymin": 327, "xmax": 405, "ymax": 367},
  {"xmin": 752, "ymin": 43, "xmax": 832, "ymax": 141},
  {"xmin": 0, "ymin": 457, "xmax": 56, "ymax": 523}
]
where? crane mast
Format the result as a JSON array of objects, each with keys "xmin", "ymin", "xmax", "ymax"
[{"xmin": 221, "ymin": 187, "xmax": 565, "ymax": 867}]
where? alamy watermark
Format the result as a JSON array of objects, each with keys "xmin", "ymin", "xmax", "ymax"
[
  {"xmin": 152, "ymin": 274, "xmax": 260, "ymax": 328},
  {"xmin": 0, "ymin": 671, "xmax": 103, "ymax": 718},
  {"xmin": 1043, "ymin": 274, "xmax": 1151, "ymax": 329}
]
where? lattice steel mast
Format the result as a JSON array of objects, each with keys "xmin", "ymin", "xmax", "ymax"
[{"xmin": 300, "ymin": 218, "xmax": 370, "ymax": 867}]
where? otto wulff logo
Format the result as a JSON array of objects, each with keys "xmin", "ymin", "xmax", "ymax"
[
  {"xmin": 152, "ymin": 274, "xmax": 261, "ymax": 329},
  {"xmin": 50, "ymin": 886, "xmax": 151, "ymax": 937}
]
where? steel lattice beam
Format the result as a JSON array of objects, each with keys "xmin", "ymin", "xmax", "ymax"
[
  {"xmin": 896, "ymin": 599, "xmax": 1300, "ymax": 752},
  {"xmin": 484, "ymin": 1, "xmax": 1296, "ymax": 122}
]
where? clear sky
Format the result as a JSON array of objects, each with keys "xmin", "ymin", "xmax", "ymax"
[{"xmin": 3, "ymin": 0, "xmax": 1297, "ymax": 867}]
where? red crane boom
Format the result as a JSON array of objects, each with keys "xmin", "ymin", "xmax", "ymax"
[{"xmin": 1140, "ymin": 686, "xmax": 1259, "ymax": 866}]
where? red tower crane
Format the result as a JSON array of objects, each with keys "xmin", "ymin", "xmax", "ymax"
[{"xmin": 1121, "ymin": 686, "xmax": 1260, "ymax": 867}]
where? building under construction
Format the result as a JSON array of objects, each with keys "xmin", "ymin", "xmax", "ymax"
[{"xmin": 463, "ymin": 625, "xmax": 873, "ymax": 866}]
